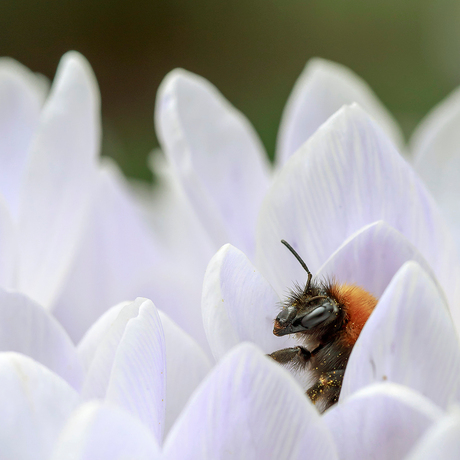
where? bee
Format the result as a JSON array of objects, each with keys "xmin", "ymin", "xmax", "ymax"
[{"xmin": 270, "ymin": 240, "xmax": 377, "ymax": 412}]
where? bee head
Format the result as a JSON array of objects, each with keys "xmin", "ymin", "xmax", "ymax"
[
  {"xmin": 273, "ymin": 240, "xmax": 340, "ymax": 337},
  {"xmin": 273, "ymin": 286, "xmax": 340, "ymax": 336}
]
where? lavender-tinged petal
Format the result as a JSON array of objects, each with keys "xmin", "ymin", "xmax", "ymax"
[
  {"xmin": 317, "ymin": 221, "xmax": 444, "ymax": 302},
  {"xmin": 342, "ymin": 262, "xmax": 460, "ymax": 409},
  {"xmin": 50, "ymin": 402, "xmax": 161, "ymax": 460},
  {"xmin": 17, "ymin": 51, "xmax": 100, "ymax": 308},
  {"xmin": 159, "ymin": 310, "xmax": 212, "ymax": 435},
  {"xmin": 156, "ymin": 69, "xmax": 271, "ymax": 259},
  {"xmin": 52, "ymin": 160, "xmax": 162, "ymax": 343},
  {"xmin": 324, "ymin": 383, "xmax": 443, "ymax": 460},
  {"xmin": 0, "ymin": 288, "xmax": 84, "ymax": 390},
  {"xmin": 0, "ymin": 58, "xmax": 46, "ymax": 216},
  {"xmin": 0, "ymin": 352, "xmax": 79, "ymax": 460},
  {"xmin": 163, "ymin": 343, "xmax": 337, "ymax": 460},
  {"xmin": 405, "ymin": 409, "xmax": 460, "ymax": 460},
  {"xmin": 202, "ymin": 244, "xmax": 295, "ymax": 361},
  {"xmin": 104, "ymin": 299, "xmax": 166, "ymax": 445},
  {"xmin": 257, "ymin": 104, "xmax": 460, "ymax": 312},
  {"xmin": 276, "ymin": 58, "xmax": 404, "ymax": 166},
  {"xmin": 411, "ymin": 86, "xmax": 460, "ymax": 249}
]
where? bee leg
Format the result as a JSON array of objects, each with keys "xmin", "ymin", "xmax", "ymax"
[
  {"xmin": 268, "ymin": 346, "xmax": 311, "ymax": 368},
  {"xmin": 306, "ymin": 370, "xmax": 345, "ymax": 410}
]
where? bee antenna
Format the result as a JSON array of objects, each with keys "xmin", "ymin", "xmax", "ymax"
[{"xmin": 280, "ymin": 239, "xmax": 312, "ymax": 294}]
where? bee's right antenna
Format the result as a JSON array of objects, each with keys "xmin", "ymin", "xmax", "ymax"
[{"xmin": 281, "ymin": 239, "xmax": 312, "ymax": 294}]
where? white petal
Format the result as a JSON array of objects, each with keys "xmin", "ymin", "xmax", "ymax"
[
  {"xmin": 257, "ymin": 104, "xmax": 460, "ymax": 311},
  {"xmin": 405, "ymin": 409, "xmax": 460, "ymax": 460},
  {"xmin": 0, "ymin": 288, "xmax": 84, "ymax": 389},
  {"xmin": 17, "ymin": 51, "xmax": 100, "ymax": 308},
  {"xmin": 324, "ymin": 383, "xmax": 443, "ymax": 460},
  {"xmin": 0, "ymin": 58, "xmax": 46, "ymax": 215},
  {"xmin": 0, "ymin": 194, "xmax": 16, "ymax": 289},
  {"xmin": 105, "ymin": 299, "xmax": 166, "ymax": 444},
  {"xmin": 77, "ymin": 301, "xmax": 129, "ymax": 371},
  {"xmin": 0, "ymin": 352, "xmax": 79, "ymax": 460},
  {"xmin": 82, "ymin": 299, "xmax": 146, "ymax": 399},
  {"xmin": 51, "ymin": 401, "xmax": 161, "ymax": 460},
  {"xmin": 276, "ymin": 58, "xmax": 404, "ymax": 165},
  {"xmin": 164, "ymin": 343, "xmax": 337, "ymax": 460},
  {"xmin": 411, "ymin": 86, "xmax": 460, "ymax": 250},
  {"xmin": 156, "ymin": 69, "xmax": 271, "ymax": 258},
  {"xmin": 52, "ymin": 160, "xmax": 162, "ymax": 343},
  {"xmin": 81, "ymin": 299, "xmax": 166, "ymax": 444},
  {"xmin": 342, "ymin": 261, "xmax": 460, "ymax": 409},
  {"xmin": 159, "ymin": 310, "xmax": 211, "ymax": 435},
  {"xmin": 317, "ymin": 221, "xmax": 444, "ymax": 301},
  {"xmin": 143, "ymin": 150, "xmax": 216, "ymax": 270},
  {"xmin": 202, "ymin": 244, "xmax": 294, "ymax": 361}
]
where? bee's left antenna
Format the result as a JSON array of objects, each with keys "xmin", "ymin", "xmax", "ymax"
[{"xmin": 281, "ymin": 240, "xmax": 312, "ymax": 294}]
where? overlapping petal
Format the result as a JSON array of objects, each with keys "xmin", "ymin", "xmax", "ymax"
[
  {"xmin": 0, "ymin": 58, "xmax": 47, "ymax": 215},
  {"xmin": 341, "ymin": 261, "xmax": 460, "ymax": 409},
  {"xmin": 0, "ymin": 352, "xmax": 79, "ymax": 460},
  {"xmin": 257, "ymin": 104, "xmax": 460, "ymax": 314},
  {"xmin": 202, "ymin": 243, "xmax": 292, "ymax": 361},
  {"xmin": 411, "ymin": 86, "xmax": 460, "ymax": 248},
  {"xmin": 81, "ymin": 298, "xmax": 166, "ymax": 444},
  {"xmin": 163, "ymin": 343, "xmax": 338, "ymax": 460},
  {"xmin": 52, "ymin": 160, "xmax": 162, "ymax": 342},
  {"xmin": 276, "ymin": 58, "xmax": 404, "ymax": 165},
  {"xmin": 0, "ymin": 288, "xmax": 84, "ymax": 390},
  {"xmin": 17, "ymin": 51, "xmax": 100, "ymax": 308},
  {"xmin": 50, "ymin": 402, "xmax": 160, "ymax": 460},
  {"xmin": 156, "ymin": 69, "xmax": 271, "ymax": 259},
  {"xmin": 0, "ymin": 195, "xmax": 15, "ymax": 289},
  {"xmin": 316, "ymin": 221, "xmax": 443, "ymax": 301},
  {"xmin": 324, "ymin": 383, "xmax": 443, "ymax": 460},
  {"xmin": 159, "ymin": 310, "xmax": 211, "ymax": 434},
  {"xmin": 405, "ymin": 409, "xmax": 460, "ymax": 460}
]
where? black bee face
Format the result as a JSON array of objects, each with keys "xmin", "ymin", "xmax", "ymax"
[{"xmin": 273, "ymin": 295, "xmax": 339, "ymax": 337}]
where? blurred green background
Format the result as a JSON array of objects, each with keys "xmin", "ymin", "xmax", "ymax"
[{"xmin": 2, "ymin": 0, "xmax": 460, "ymax": 180}]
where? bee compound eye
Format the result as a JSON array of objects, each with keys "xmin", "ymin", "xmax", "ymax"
[
  {"xmin": 300, "ymin": 305, "xmax": 332, "ymax": 329},
  {"xmin": 276, "ymin": 306, "xmax": 297, "ymax": 325}
]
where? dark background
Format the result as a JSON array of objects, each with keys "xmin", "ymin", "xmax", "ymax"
[{"xmin": 2, "ymin": 0, "xmax": 460, "ymax": 180}]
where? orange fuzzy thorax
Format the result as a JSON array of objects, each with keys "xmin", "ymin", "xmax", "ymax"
[{"xmin": 329, "ymin": 283, "xmax": 378, "ymax": 346}]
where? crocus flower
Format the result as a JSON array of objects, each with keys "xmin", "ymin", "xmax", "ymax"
[{"xmin": 3, "ymin": 50, "xmax": 460, "ymax": 459}]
